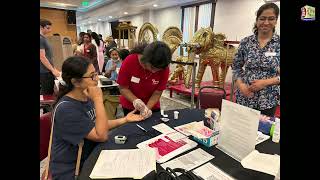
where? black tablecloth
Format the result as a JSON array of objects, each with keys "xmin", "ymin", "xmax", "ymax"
[{"xmin": 78, "ymin": 108, "xmax": 280, "ymax": 180}]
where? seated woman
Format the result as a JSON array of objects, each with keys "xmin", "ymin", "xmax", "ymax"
[
  {"xmin": 105, "ymin": 48, "xmax": 122, "ymax": 81},
  {"xmin": 49, "ymin": 56, "xmax": 144, "ymax": 180}
]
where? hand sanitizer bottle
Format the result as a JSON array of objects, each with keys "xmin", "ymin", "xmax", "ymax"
[{"xmin": 272, "ymin": 118, "xmax": 280, "ymax": 143}]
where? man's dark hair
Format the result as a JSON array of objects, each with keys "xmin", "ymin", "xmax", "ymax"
[
  {"xmin": 139, "ymin": 41, "xmax": 172, "ymax": 69},
  {"xmin": 40, "ymin": 19, "xmax": 52, "ymax": 28}
]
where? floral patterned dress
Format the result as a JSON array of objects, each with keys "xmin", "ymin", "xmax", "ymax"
[{"xmin": 232, "ymin": 34, "xmax": 280, "ymax": 110}]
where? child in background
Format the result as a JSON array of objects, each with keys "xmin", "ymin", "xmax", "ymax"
[{"xmin": 105, "ymin": 48, "xmax": 122, "ymax": 81}]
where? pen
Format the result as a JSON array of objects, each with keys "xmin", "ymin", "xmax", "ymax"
[{"xmin": 136, "ymin": 124, "xmax": 147, "ymax": 132}]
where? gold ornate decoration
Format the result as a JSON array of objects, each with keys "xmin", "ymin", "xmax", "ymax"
[
  {"xmin": 115, "ymin": 21, "xmax": 137, "ymax": 49},
  {"xmin": 185, "ymin": 27, "xmax": 237, "ymax": 88},
  {"xmin": 138, "ymin": 22, "xmax": 159, "ymax": 44},
  {"xmin": 162, "ymin": 26, "xmax": 183, "ymax": 54}
]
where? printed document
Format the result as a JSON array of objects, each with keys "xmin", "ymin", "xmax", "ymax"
[
  {"xmin": 152, "ymin": 123, "xmax": 177, "ymax": 134},
  {"xmin": 193, "ymin": 162, "xmax": 236, "ymax": 180},
  {"xmin": 137, "ymin": 133, "xmax": 197, "ymax": 163},
  {"xmin": 161, "ymin": 148, "xmax": 214, "ymax": 171},
  {"xmin": 217, "ymin": 100, "xmax": 260, "ymax": 161},
  {"xmin": 241, "ymin": 150, "xmax": 280, "ymax": 176},
  {"xmin": 90, "ymin": 149, "xmax": 156, "ymax": 179},
  {"xmin": 256, "ymin": 131, "xmax": 270, "ymax": 145}
]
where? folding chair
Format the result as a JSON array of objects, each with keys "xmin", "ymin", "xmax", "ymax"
[
  {"xmin": 40, "ymin": 112, "xmax": 52, "ymax": 161},
  {"xmin": 197, "ymin": 86, "xmax": 226, "ymax": 110}
]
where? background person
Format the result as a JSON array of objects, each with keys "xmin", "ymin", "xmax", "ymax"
[
  {"xmin": 232, "ymin": 3, "xmax": 280, "ymax": 117},
  {"xmin": 40, "ymin": 19, "xmax": 61, "ymax": 95},
  {"xmin": 117, "ymin": 41, "xmax": 171, "ymax": 119}
]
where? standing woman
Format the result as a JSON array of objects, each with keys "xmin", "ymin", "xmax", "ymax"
[
  {"xmin": 232, "ymin": 3, "xmax": 280, "ymax": 117},
  {"xmin": 77, "ymin": 33, "xmax": 99, "ymax": 72},
  {"xmin": 117, "ymin": 41, "xmax": 171, "ymax": 119},
  {"xmin": 91, "ymin": 32, "xmax": 105, "ymax": 74},
  {"xmin": 49, "ymin": 56, "xmax": 143, "ymax": 179}
]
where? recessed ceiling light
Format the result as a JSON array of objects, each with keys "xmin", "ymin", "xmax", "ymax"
[
  {"xmin": 98, "ymin": 19, "xmax": 101, "ymax": 21},
  {"xmin": 109, "ymin": 16, "xmax": 112, "ymax": 18},
  {"xmin": 124, "ymin": 12, "xmax": 128, "ymax": 15},
  {"xmin": 153, "ymin": 4, "xmax": 158, "ymax": 7}
]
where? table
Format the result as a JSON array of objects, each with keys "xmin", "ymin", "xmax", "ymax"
[
  {"xmin": 98, "ymin": 75, "xmax": 119, "ymax": 88},
  {"xmin": 78, "ymin": 108, "xmax": 279, "ymax": 180}
]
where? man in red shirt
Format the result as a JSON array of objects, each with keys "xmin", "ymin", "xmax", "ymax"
[{"xmin": 117, "ymin": 41, "xmax": 172, "ymax": 119}]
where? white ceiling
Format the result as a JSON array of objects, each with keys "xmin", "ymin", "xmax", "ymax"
[{"xmin": 40, "ymin": 0, "xmax": 210, "ymax": 25}]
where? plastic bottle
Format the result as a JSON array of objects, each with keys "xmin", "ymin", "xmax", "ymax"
[{"xmin": 272, "ymin": 118, "xmax": 280, "ymax": 143}]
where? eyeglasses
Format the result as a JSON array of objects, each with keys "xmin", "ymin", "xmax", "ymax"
[
  {"xmin": 82, "ymin": 72, "xmax": 98, "ymax": 80},
  {"xmin": 258, "ymin": 16, "xmax": 277, "ymax": 22}
]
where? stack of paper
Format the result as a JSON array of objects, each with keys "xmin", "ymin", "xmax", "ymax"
[
  {"xmin": 137, "ymin": 132, "xmax": 197, "ymax": 163},
  {"xmin": 217, "ymin": 100, "xmax": 260, "ymax": 161},
  {"xmin": 241, "ymin": 150, "xmax": 280, "ymax": 176},
  {"xmin": 193, "ymin": 162, "xmax": 236, "ymax": 180},
  {"xmin": 90, "ymin": 149, "xmax": 156, "ymax": 179},
  {"xmin": 161, "ymin": 148, "xmax": 214, "ymax": 171},
  {"xmin": 175, "ymin": 121, "xmax": 213, "ymax": 139}
]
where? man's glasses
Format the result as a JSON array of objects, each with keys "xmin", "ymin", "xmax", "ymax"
[
  {"xmin": 258, "ymin": 16, "xmax": 277, "ymax": 22},
  {"xmin": 82, "ymin": 72, "xmax": 98, "ymax": 80}
]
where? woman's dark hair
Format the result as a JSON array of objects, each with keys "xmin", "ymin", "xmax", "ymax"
[
  {"xmin": 54, "ymin": 56, "xmax": 91, "ymax": 107},
  {"xmin": 91, "ymin": 32, "xmax": 101, "ymax": 46},
  {"xmin": 130, "ymin": 43, "xmax": 148, "ymax": 54},
  {"xmin": 253, "ymin": 3, "xmax": 279, "ymax": 34},
  {"xmin": 83, "ymin": 33, "xmax": 92, "ymax": 40},
  {"xmin": 78, "ymin": 32, "xmax": 85, "ymax": 45},
  {"xmin": 119, "ymin": 49, "xmax": 130, "ymax": 61},
  {"xmin": 108, "ymin": 47, "xmax": 119, "ymax": 57},
  {"xmin": 140, "ymin": 41, "xmax": 172, "ymax": 69}
]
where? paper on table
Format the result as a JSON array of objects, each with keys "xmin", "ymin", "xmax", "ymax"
[
  {"xmin": 137, "ymin": 133, "xmax": 197, "ymax": 163},
  {"xmin": 217, "ymin": 100, "xmax": 260, "ymax": 162},
  {"xmin": 40, "ymin": 95, "xmax": 44, "ymax": 101},
  {"xmin": 152, "ymin": 123, "xmax": 177, "ymax": 134},
  {"xmin": 241, "ymin": 150, "xmax": 280, "ymax": 176},
  {"xmin": 174, "ymin": 121, "xmax": 205, "ymax": 137},
  {"xmin": 256, "ymin": 131, "xmax": 270, "ymax": 145},
  {"xmin": 90, "ymin": 149, "xmax": 156, "ymax": 179},
  {"xmin": 161, "ymin": 148, "xmax": 214, "ymax": 171},
  {"xmin": 193, "ymin": 162, "xmax": 236, "ymax": 180}
]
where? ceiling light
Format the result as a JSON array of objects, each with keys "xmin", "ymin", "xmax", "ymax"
[
  {"xmin": 109, "ymin": 16, "xmax": 112, "ymax": 18},
  {"xmin": 124, "ymin": 12, "xmax": 128, "ymax": 15},
  {"xmin": 98, "ymin": 19, "xmax": 101, "ymax": 21},
  {"xmin": 153, "ymin": 4, "xmax": 158, "ymax": 7}
]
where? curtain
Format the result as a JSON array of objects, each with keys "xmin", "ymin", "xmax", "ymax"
[
  {"xmin": 182, "ymin": 7, "xmax": 196, "ymax": 56},
  {"xmin": 197, "ymin": 3, "xmax": 212, "ymax": 30}
]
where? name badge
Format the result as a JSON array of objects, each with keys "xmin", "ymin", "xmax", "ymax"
[
  {"xmin": 265, "ymin": 52, "xmax": 277, "ymax": 57},
  {"xmin": 131, "ymin": 76, "xmax": 140, "ymax": 83}
]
